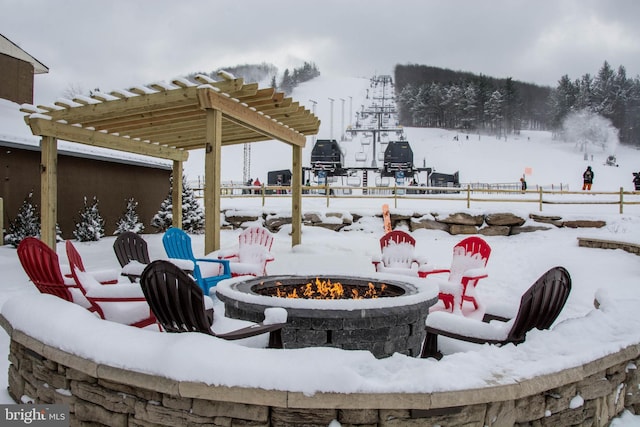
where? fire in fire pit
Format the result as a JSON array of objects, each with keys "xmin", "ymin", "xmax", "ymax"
[
  {"xmin": 216, "ymin": 274, "xmax": 438, "ymax": 358},
  {"xmin": 255, "ymin": 277, "xmax": 400, "ymax": 300}
]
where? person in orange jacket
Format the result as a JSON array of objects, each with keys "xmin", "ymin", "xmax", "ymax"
[{"xmin": 582, "ymin": 166, "xmax": 594, "ymax": 191}]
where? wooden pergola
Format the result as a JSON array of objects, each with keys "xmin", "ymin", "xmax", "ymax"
[{"xmin": 20, "ymin": 72, "xmax": 320, "ymax": 252}]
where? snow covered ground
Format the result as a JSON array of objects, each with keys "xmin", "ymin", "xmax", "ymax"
[{"xmin": 2, "ymin": 75, "xmax": 640, "ymax": 424}]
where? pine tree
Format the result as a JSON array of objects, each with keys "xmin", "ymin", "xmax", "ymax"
[
  {"xmin": 114, "ymin": 198, "xmax": 145, "ymax": 234},
  {"xmin": 5, "ymin": 192, "xmax": 40, "ymax": 247},
  {"xmin": 151, "ymin": 174, "xmax": 204, "ymax": 233},
  {"xmin": 151, "ymin": 175, "xmax": 174, "ymax": 232},
  {"xmin": 181, "ymin": 175, "xmax": 204, "ymax": 234},
  {"xmin": 73, "ymin": 196, "xmax": 105, "ymax": 242}
]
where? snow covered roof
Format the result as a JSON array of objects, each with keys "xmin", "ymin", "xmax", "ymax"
[
  {"xmin": 19, "ymin": 71, "xmax": 321, "ymax": 162},
  {"xmin": 0, "ymin": 34, "xmax": 48, "ymax": 74},
  {"xmin": 0, "ymin": 98, "xmax": 170, "ymax": 169}
]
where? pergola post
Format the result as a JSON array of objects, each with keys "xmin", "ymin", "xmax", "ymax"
[
  {"xmin": 204, "ymin": 109, "xmax": 222, "ymax": 254},
  {"xmin": 40, "ymin": 136, "xmax": 57, "ymax": 249},
  {"xmin": 171, "ymin": 160, "xmax": 183, "ymax": 228},
  {"xmin": 292, "ymin": 145, "xmax": 302, "ymax": 246},
  {"xmin": 172, "ymin": 160, "xmax": 183, "ymax": 229}
]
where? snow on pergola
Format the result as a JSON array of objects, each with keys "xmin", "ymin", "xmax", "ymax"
[{"xmin": 20, "ymin": 71, "xmax": 320, "ymax": 252}]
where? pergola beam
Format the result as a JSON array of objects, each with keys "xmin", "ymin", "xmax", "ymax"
[
  {"xmin": 26, "ymin": 117, "xmax": 188, "ymax": 162},
  {"xmin": 24, "ymin": 75, "xmax": 320, "ymax": 252},
  {"xmin": 197, "ymin": 87, "xmax": 306, "ymax": 147}
]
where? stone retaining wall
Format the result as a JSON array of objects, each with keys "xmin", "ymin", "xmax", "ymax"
[
  {"xmin": 578, "ymin": 237, "xmax": 640, "ymax": 256},
  {"xmin": 3, "ymin": 317, "xmax": 640, "ymax": 427},
  {"xmin": 225, "ymin": 209, "xmax": 607, "ymax": 236}
]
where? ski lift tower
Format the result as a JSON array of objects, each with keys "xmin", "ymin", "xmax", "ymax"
[
  {"xmin": 243, "ymin": 143, "xmax": 251, "ymax": 183},
  {"xmin": 347, "ymin": 75, "xmax": 403, "ymax": 168}
]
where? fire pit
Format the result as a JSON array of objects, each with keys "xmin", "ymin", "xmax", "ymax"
[{"xmin": 216, "ymin": 274, "xmax": 438, "ymax": 358}]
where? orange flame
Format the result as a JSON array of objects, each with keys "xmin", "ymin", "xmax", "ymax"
[{"xmin": 272, "ymin": 278, "xmax": 387, "ymax": 299}]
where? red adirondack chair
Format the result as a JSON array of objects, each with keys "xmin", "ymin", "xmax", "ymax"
[
  {"xmin": 64, "ymin": 240, "xmax": 120, "ymax": 284},
  {"xmin": 217, "ymin": 226, "xmax": 275, "ymax": 277},
  {"xmin": 419, "ymin": 236, "xmax": 492, "ymax": 312},
  {"xmin": 371, "ymin": 230, "xmax": 428, "ymax": 276},
  {"xmin": 17, "ymin": 237, "xmax": 93, "ymax": 310},
  {"xmin": 66, "ymin": 240, "xmax": 158, "ymax": 329}
]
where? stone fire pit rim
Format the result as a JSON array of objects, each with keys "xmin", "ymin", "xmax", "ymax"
[{"xmin": 215, "ymin": 272, "xmax": 438, "ymax": 310}]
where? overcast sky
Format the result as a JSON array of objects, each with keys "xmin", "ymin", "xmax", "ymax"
[{"xmin": 2, "ymin": 0, "xmax": 640, "ymax": 105}]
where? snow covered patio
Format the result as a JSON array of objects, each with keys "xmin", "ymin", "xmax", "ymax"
[{"xmin": 2, "ymin": 207, "xmax": 640, "ymax": 425}]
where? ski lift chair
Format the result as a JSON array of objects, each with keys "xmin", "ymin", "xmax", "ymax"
[
  {"xmin": 162, "ymin": 227, "xmax": 231, "ymax": 295},
  {"xmin": 419, "ymin": 236, "xmax": 491, "ymax": 313},
  {"xmin": 216, "ymin": 226, "xmax": 275, "ymax": 277},
  {"xmin": 140, "ymin": 260, "xmax": 286, "ymax": 348},
  {"xmin": 371, "ymin": 230, "xmax": 428, "ymax": 277},
  {"xmin": 420, "ymin": 266, "xmax": 571, "ymax": 359}
]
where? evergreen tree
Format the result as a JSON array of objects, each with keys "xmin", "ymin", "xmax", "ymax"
[
  {"xmin": 5, "ymin": 192, "xmax": 40, "ymax": 247},
  {"xmin": 151, "ymin": 175, "xmax": 174, "ymax": 231},
  {"xmin": 280, "ymin": 69, "xmax": 294, "ymax": 94},
  {"xmin": 485, "ymin": 90, "xmax": 505, "ymax": 136},
  {"xmin": 548, "ymin": 75, "xmax": 577, "ymax": 129},
  {"xmin": 151, "ymin": 174, "xmax": 205, "ymax": 233},
  {"xmin": 56, "ymin": 224, "xmax": 63, "ymax": 242},
  {"xmin": 181, "ymin": 175, "xmax": 205, "ymax": 233},
  {"xmin": 114, "ymin": 198, "xmax": 145, "ymax": 234},
  {"xmin": 73, "ymin": 196, "xmax": 105, "ymax": 242}
]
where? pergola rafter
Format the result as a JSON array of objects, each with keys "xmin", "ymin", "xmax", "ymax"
[{"xmin": 21, "ymin": 71, "xmax": 320, "ymax": 252}]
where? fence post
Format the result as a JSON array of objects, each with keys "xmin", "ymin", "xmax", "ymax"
[
  {"xmin": 620, "ymin": 187, "xmax": 624, "ymax": 214},
  {"xmin": 326, "ymin": 182, "xmax": 330, "ymax": 208},
  {"xmin": 539, "ymin": 187, "xmax": 543, "ymax": 211},
  {"xmin": 261, "ymin": 185, "xmax": 265, "ymax": 207},
  {"xmin": 394, "ymin": 184, "xmax": 398, "ymax": 208},
  {"xmin": 466, "ymin": 185, "xmax": 471, "ymax": 209}
]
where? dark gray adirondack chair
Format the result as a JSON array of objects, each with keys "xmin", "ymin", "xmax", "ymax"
[
  {"xmin": 113, "ymin": 232, "xmax": 151, "ymax": 282},
  {"xmin": 140, "ymin": 260, "xmax": 285, "ymax": 348},
  {"xmin": 421, "ymin": 266, "xmax": 571, "ymax": 359}
]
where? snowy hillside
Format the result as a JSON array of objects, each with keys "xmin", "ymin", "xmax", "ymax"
[
  {"xmin": 185, "ymin": 75, "xmax": 640, "ymax": 192},
  {"xmin": 2, "ymin": 74, "xmax": 638, "ymax": 192}
]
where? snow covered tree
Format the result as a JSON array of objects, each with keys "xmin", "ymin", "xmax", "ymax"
[
  {"xmin": 5, "ymin": 192, "xmax": 40, "ymax": 247},
  {"xmin": 73, "ymin": 196, "xmax": 105, "ymax": 242},
  {"xmin": 484, "ymin": 90, "xmax": 505, "ymax": 136},
  {"xmin": 114, "ymin": 198, "xmax": 144, "ymax": 235},
  {"xmin": 181, "ymin": 175, "xmax": 205, "ymax": 233},
  {"xmin": 151, "ymin": 174, "xmax": 204, "ymax": 233}
]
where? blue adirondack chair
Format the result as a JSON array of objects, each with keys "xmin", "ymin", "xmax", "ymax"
[{"xmin": 162, "ymin": 228, "xmax": 231, "ymax": 295}]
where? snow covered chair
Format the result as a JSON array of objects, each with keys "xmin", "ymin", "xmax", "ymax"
[
  {"xmin": 18, "ymin": 238, "xmax": 157, "ymax": 329},
  {"xmin": 419, "ymin": 236, "xmax": 491, "ymax": 313},
  {"xmin": 162, "ymin": 227, "xmax": 231, "ymax": 294},
  {"xmin": 140, "ymin": 260, "xmax": 286, "ymax": 348},
  {"xmin": 113, "ymin": 231, "xmax": 151, "ymax": 282},
  {"xmin": 18, "ymin": 237, "xmax": 91, "ymax": 308},
  {"xmin": 67, "ymin": 241, "xmax": 158, "ymax": 329},
  {"xmin": 217, "ymin": 226, "xmax": 275, "ymax": 277},
  {"xmin": 420, "ymin": 266, "xmax": 571, "ymax": 359},
  {"xmin": 371, "ymin": 230, "xmax": 428, "ymax": 276},
  {"xmin": 64, "ymin": 240, "xmax": 120, "ymax": 284}
]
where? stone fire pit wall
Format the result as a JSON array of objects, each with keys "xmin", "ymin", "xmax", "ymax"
[
  {"xmin": 3, "ymin": 319, "xmax": 640, "ymax": 426},
  {"xmin": 224, "ymin": 298, "xmax": 432, "ymax": 358},
  {"xmin": 216, "ymin": 274, "xmax": 437, "ymax": 359}
]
